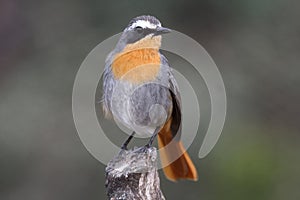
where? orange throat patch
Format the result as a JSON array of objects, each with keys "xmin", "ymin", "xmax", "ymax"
[{"xmin": 111, "ymin": 48, "xmax": 161, "ymax": 84}]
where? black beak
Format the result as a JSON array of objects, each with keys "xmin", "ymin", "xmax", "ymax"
[{"xmin": 153, "ymin": 27, "xmax": 171, "ymax": 36}]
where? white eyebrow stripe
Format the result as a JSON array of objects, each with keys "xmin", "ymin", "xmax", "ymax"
[{"xmin": 130, "ymin": 20, "xmax": 161, "ymax": 29}]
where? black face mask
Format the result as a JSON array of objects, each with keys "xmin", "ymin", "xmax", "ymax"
[{"xmin": 125, "ymin": 27, "xmax": 154, "ymax": 44}]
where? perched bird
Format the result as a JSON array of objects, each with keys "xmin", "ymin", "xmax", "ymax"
[{"xmin": 102, "ymin": 15, "xmax": 198, "ymax": 181}]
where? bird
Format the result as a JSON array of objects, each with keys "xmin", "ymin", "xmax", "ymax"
[{"xmin": 102, "ymin": 15, "xmax": 198, "ymax": 181}]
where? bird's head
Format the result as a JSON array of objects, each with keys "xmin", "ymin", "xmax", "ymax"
[{"xmin": 116, "ymin": 15, "xmax": 171, "ymax": 52}]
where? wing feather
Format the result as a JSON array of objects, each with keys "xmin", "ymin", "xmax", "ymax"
[{"xmin": 161, "ymin": 54, "xmax": 182, "ymax": 140}]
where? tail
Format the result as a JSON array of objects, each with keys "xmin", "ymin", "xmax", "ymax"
[{"xmin": 157, "ymin": 121, "xmax": 198, "ymax": 181}]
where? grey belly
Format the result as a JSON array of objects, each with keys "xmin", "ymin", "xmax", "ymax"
[
  {"xmin": 110, "ymin": 82, "xmax": 172, "ymax": 136},
  {"xmin": 129, "ymin": 83, "xmax": 172, "ymax": 127}
]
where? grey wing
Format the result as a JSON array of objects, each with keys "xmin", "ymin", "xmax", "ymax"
[
  {"xmin": 161, "ymin": 54, "xmax": 182, "ymax": 140},
  {"xmin": 102, "ymin": 55, "xmax": 115, "ymax": 118}
]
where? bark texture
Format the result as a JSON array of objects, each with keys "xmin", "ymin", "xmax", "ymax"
[{"xmin": 105, "ymin": 147, "xmax": 165, "ymax": 200}]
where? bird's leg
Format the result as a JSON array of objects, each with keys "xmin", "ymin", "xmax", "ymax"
[
  {"xmin": 121, "ymin": 132, "xmax": 136, "ymax": 150},
  {"xmin": 137, "ymin": 127, "xmax": 160, "ymax": 153},
  {"xmin": 145, "ymin": 127, "xmax": 161, "ymax": 148}
]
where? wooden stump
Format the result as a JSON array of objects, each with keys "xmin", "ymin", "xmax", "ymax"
[{"xmin": 105, "ymin": 147, "xmax": 165, "ymax": 200}]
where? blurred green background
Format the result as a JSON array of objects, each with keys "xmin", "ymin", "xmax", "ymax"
[{"xmin": 1, "ymin": 0, "xmax": 300, "ymax": 199}]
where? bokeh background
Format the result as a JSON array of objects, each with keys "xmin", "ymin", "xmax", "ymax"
[{"xmin": 1, "ymin": 0, "xmax": 300, "ymax": 199}]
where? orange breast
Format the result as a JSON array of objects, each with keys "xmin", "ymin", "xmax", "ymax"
[{"xmin": 111, "ymin": 48, "xmax": 161, "ymax": 84}]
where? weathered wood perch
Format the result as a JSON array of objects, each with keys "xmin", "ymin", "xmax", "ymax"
[{"xmin": 105, "ymin": 147, "xmax": 165, "ymax": 200}]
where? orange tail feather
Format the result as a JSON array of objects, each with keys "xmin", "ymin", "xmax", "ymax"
[{"xmin": 158, "ymin": 127, "xmax": 198, "ymax": 181}]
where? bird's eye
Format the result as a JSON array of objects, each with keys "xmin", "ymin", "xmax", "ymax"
[{"xmin": 135, "ymin": 26, "xmax": 143, "ymax": 33}]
